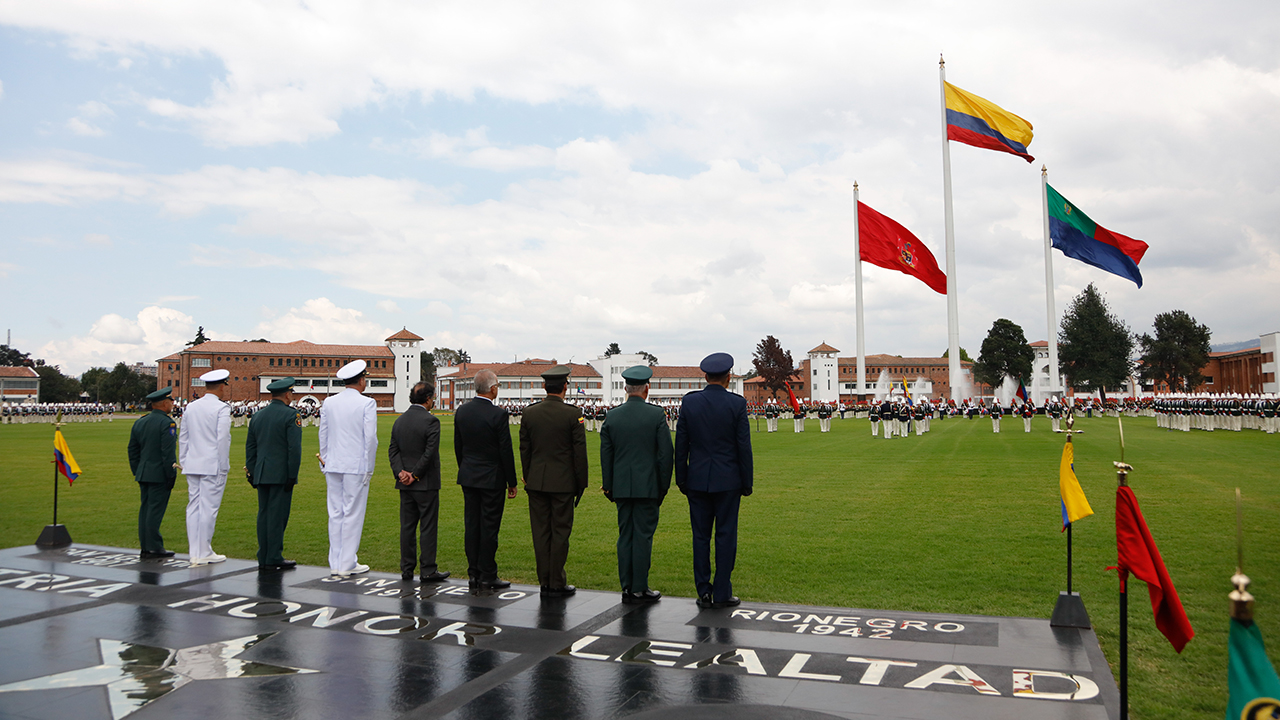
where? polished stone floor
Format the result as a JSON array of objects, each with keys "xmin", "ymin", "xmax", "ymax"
[{"xmin": 0, "ymin": 545, "xmax": 1118, "ymax": 719}]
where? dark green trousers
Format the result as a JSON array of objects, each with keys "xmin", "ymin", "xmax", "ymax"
[
  {"xmin": 616, "ymin": 498, "xmax": 660, "ymax": 593},
  {"xmin": 256, "ymin": 484, "xmax": 294, "ymax": 565},
  {"xmin": 138, "ymin": 481, "xmax": 174, "ymax": 553}
]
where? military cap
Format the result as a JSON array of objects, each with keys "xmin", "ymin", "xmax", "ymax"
[
  {"xmin": 146, "ymin": 387, "xmax": 173, "ymax": 401},
  {"xmin": 699, "ymin": 352, "xmax": 734, "ymax": 375},
  {"xmin": 540, "ymin": 365, "xmax": 572, "ymax": 382},
  {"xmin": 621, "ymin": 365, "xmax": 653, "ymax": 385},
  {"xmin": 199, "ymin": 369, "xmax": 230, "ymax": 384},
  {"xmin": 336, "ymin": 359, "xmax": 367, "ymax": 381},
  {"xmin": 267, "ymin": 377, "xmax": 295, "ymax": 393}
]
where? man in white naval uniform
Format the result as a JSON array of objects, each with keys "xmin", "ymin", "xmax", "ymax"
[
  {"xmin": 319, "ymin": 359, "xmax": 378, "ymax": 577},
  {"xmin": 179, "ymin": 369, "xmax": 232, "ymax": 565}
]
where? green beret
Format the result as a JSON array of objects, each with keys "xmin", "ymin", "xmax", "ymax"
[
  {"xmin": 541, "ymin": 365, "xmax": 571, "ymax": 381},
  {"xmin": 267, "ymin": 377, "xmax": 296, "ymax": 392},
  {"xmin": 621, "ymin": 365, "xmax": 653, "ymax": 384},
  {"xmin": 146, "ymin": 387, "xmax": 173, "ymax": 401}
]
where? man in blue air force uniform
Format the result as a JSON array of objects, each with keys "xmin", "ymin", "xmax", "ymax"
[{"xmin": 675, "ymin": 352, "xmax": 753, "ymax": 609}]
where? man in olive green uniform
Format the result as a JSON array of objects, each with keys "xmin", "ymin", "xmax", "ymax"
[
  {"xmin": 245, "ymin": 378, "xmax": 302, "ymax": 571},
  {"xmin": 519, "ymin": 365, "xmax": 589, "ymax": 597},
  {"xmin": 600, "ymin": 365, "xmax": 673, "ymax": 604},
  {"xmin": 128, "ymin": 387, "xmax": 179, "ymax": 558}
]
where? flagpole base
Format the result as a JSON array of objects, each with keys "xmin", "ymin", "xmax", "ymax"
[
  {"xmin": 1050, "ymin": 591, "xmax": 1091, "ymax": 628},
  {"xmin": 36, "ymin": 524, "xmax": 73, "ymax": 548}
]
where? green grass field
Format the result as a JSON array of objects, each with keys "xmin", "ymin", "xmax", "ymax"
[{"xmin": 1, "ymin": 411, "xmax": 1276, "ymax": 719}]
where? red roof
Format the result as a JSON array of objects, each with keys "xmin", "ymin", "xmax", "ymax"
[
  {"xmin": 809, "ymin": 343, "xmax": 840, "ymax": 354},
  {"xmin": 0, "ymin": 366, "xmax": 38, "ymax": 378},
  {"xmin": 166, "ymin": 340, "xmax": 393, "ymax": 358},
  {"xmin": 386, "ymin": 328, "xmax": 423, "ymax": 341}
]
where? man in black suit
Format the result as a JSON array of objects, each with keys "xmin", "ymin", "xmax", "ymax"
[
  {"xmin": 389, "ymin": 382, "xmax": 450, "ymax": 583},
  {"xmin": 454, "ymin": 369, "xmax": 518, "ymax": 593},
  {"xmin": 675, "ymin": 352, "xmax": 753, "ymax": 609}
]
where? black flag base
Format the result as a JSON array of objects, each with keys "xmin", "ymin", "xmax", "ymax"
[
  {"xmin": 1050, "ymin": 590, "xmax": 1092, "ymax": 628},
  {"xmin": 36, "ymin": 524, "xmax": 73, "ymax": 548}
]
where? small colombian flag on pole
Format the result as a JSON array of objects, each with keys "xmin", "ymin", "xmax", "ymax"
[
  {"xmin": 1059, "ymin": 440, "xmax": 1093, "ymax": 531},
  {"xmin": 54, "ymin": 430, "xmax": 81, "ymax": 485}
]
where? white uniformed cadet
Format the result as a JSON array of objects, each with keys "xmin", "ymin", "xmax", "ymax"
[
  {"xmin": 179, "ymin": 369, "xmax": 232, "ymax": 565},
  {"xmin": 319, "ymin": 360, "xmax": 378, "ymax": 578}
]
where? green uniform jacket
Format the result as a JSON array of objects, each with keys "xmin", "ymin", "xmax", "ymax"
[
  {"xmin": 245, "ymin": 399, "xmax": 302, "ymax": 486},
  {"xmin": 600, "ymin": 396, "xmax": 673, "ymax": 500},
  {"xmin": 128, "ymin": 410, "xmax": 177, "ymax": 484},
  {"xmin": 519, "ymin": 395, "xmax": 589, "ymax": 494}
]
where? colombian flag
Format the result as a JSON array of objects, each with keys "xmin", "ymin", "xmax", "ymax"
[
  {"xmin": 944, "ymin": 82, "xmax": 1034, "ymax": 163},
  {"xmin": 1048, "ymin": 184, "xmax": 1149, "ymax": 288},
  {"xmin": 54, "ymin": 430, "xmax": 81, "ymax": 485},
  {"xmin": 1059, "ymin": 440, "xmax": 1092, "ymax": 530}
]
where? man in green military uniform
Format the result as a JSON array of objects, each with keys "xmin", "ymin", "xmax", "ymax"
[
  {"xmin": 519, "ymin": 365, "xmax": 589, "ymax": 597},
  {"xmin": 600, "ymin": 365, "xmax": 673, "ymax": 604},
  {"xmin": 245, "ymin": 378, "xmax": 302, "ymax": 571},
  {"xmin": 128, "ymin": 387, "xmax": 179, "ymax": 558}
]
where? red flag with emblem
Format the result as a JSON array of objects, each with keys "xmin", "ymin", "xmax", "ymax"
[
  {"xmin": 784, "ymin": 381, "xmax": 801, "ymax": 414},
  {"xmin": 1115, "ymin": 485, "xmax": 1195, "ymax": 652},
  {"xmin": 858, "ymin": 201, "xmax": 947, "ymax": 294}
]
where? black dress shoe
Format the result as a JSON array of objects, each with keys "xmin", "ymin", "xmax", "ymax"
[
  {"xmin": 259, "ymin": 560, "xmax": 297, "ymax": 571},
  {"xmin": 402, "ymin": 571, "xmax": 414, "ymax": 581},
  {"xmin": 542, "ymin": 585, "xmax": 576, "ymax": 598},
  {"xmin": 488, "ymin": 579, "xmax": 511, "ymax": 589},
  {"xmin": 696, "ymin": 594, "xmax": 715, "ymax": 609},
  {"xmin": 623, "ymin": 589, "xmax": 661, "ymax": 604},
  {"xmin": 712, "ymin": 596, "xmax": 741, "ymax": 609},
  {"xmin": 468, "ymin": 579, "xmax": 479, "ymax": 590},
  {"xmin": 422, "ymin": 571, "xmax": 451, "ymax": 582},
  {"xmin": 140, "ymin": 550, "xmax": 176, "ymax": 559}
]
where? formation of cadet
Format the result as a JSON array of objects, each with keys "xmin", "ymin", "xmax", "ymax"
[
  {"xmin": 1154, "ymin": 393, "xmax": 1279, "ymax": 434},
  {"xmin": 2, "ymin": 402, "xmax": 114, "ymax": 423}
]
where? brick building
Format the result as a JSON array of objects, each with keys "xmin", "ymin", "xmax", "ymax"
[
  {"xmin": 156, "ymin": 329, "xmax": 423, "ymax": 411},
  {"xmin": 0, "ymin": 366, "xmax": 39, "ymax": 403},
  {"xmin": 744, "ymin": 348, "xmax": 981, "ymax": 404}
]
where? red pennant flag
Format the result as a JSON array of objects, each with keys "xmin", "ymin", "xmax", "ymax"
[
  {"xmin": 1115, "ymin": 485, "xmax": 1195, "ymax": 652},
  {"xmin": 784, "ymin": 381, "xmax": 801, "ymax": 414},
  {"xmin": 857, "ymin": 201, "xmax": 947, "ymax": 295}
]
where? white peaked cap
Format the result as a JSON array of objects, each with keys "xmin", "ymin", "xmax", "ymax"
[
  {"xmin": 337, "ymin": 359, "xmax": 367, "ymax": 380},
  {"xmin": 199, "ymin": 369, "xmax": 230, "ymax": 383}
]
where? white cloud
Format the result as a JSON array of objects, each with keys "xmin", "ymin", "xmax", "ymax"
[
  {"xmin": 41, "ymin": 306, "xmax": 201, "ymax": 374},
  {"xmin": 66, "ymin": 100, "xmax": 114, "ymax": 136},
  {"xmin": 253, "ymin": 298, "xmax": 392, "ymax": 345},
  {"xmin": 375, "ymin": 299, "xmax": 400, "ymax": 313},
  {"xmin": 392, "ymin": 128, "xmax": 556, "ymax": 171},
  {"xmin": 83, "ymin": 232, "xmax": 111, "ymax": 246}
]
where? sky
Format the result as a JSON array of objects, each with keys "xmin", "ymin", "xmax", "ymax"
[{"xmin": 2, "ymin": 1, "xmax": 1278, "ymax": 376}]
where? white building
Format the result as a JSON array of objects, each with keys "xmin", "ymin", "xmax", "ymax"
[{"xmin": 806, "ymin": 343, "xmax": 840, "ymax": 403}]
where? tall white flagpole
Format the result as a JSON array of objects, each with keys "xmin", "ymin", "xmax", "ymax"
[
  {"xmin": 853, "ymin": 182, "xmax": 866, "ymax": 401},
  {"xmin": 940, "ymin": 55, "xmax": 961, "ymax": 401},
  {"xmin": 1041, "ymin": 165, "xmax": 1061, "ymax": 400}
]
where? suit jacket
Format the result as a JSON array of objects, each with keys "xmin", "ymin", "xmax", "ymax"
[
  {"xmin": 128, "ymin": 410, "xmax": 177, "ymax": 484},
  {"xmin": 389, "ymin": 405, "xmax": 441, "ymax": 492},
  {"xmin": 245, "ymin": 399, "xmax": 302, "ymax": 486},
  {"xmin": 178, "ymin": 393, "xmax": 231, "ymax": 476},
  {"xmin": 454, "ymin": 396, "xmax": 517, "ymax": 491},
  {"xmin": 519, "ymin": 395, "xmax": 589, "ymax": 495},
  {"xmin": 600, "ymin": 396, "xmax": 673, "ymax": 500},
  {"xmin": 318, "ymin": 388, "xmax": 378, "ymax": 474},
  {"xmin": 674, "ymin": 384, "xmax": 753, "ymax": 495}
]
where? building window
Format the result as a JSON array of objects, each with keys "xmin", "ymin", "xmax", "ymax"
[
  {"xmin": 269, "ymin": 359, "xmax": 275, "ymax": 366},
  {"xmin": 192, "ymin": 358, "xmax": 211, "ymax": 368},
  {"xmin": 191, "ymin": 379, "xmax": 206, "ymax": 387},
  {"xmin": 1205, "ymin": 377, "xmax": 1214, "ymax": 385},
  {"xmin": 369, "ymin": 380, "xmax": 388, "ymax": 388}
]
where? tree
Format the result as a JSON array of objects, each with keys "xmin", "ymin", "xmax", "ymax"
[
  {"xmin": 0, "ymin": 344, "xmax": 33, "ymax": 366},
  {"xmin": 456, "ymin": 348, "xmax": 471, "ymax": 364},
  {"xmin": 751, "ymin": 335, "xmax": 798, "ymax": 400},
  {"xmin": 604, "ymin": 342, "xmax": 622, "ymax": 358},
  {"xmin": 1137, "ymin": 310, "xmax": 1212, "ymax": 392},
  {"xmin": 941, "ymin": 347, "xmax": 973, "ymax": 362},
  {"xmin": 420, "ymin": 351, "xmax": 437, "ymax": 384},
  {"xmin": 36, "ymin": 365, "xmax": 82, "ymax": 402},
  {"xmin": 971, "ymin": 319, "xmax": 1035, "ymax": 389},
  {"xmin": 81, "ymin": 363, "xmax": 156, "ymax": 404},
  {"xmin": 433, "ymin": 348, "xmax": 461, "ymax": 366},
  {"xmin": 1058, "ymin": 283, "xmax": 1134, "ymax": 394},
  {"xmin": 637, "ymin": 350, "xmax": 659, "ymax": 366},
  {"xmin": 186, "ymin": 326, "xmax": 210, "ymax": 347}
]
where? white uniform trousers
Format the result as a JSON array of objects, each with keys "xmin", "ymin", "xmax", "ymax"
[
  {"xmin": 1024, "ymin": 417, "xmax": 1032, "ymax": 433},
  {"xmin": 326, "ymin": 472, "xmax": 372, "ymax": 574},
  {"xmin": 185, "ymin": 473, "xmax": 227, "ymax": 560}
]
